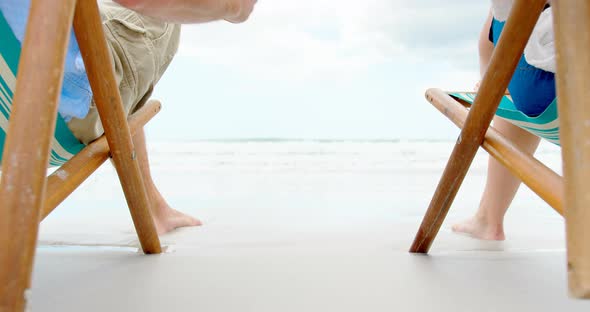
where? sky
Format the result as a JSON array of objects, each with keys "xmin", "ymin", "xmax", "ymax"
[{"xmin": 149, "ymin": 0, "xmax": 490, "ymax": 141}]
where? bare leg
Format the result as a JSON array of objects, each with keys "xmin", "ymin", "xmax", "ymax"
[
  {"xmin": 133, "ymin": 128, "xmax": 202, "ymax": 234},
  {"xmin": 452, "ymin": 118, "xmax": 541, "ymax": 240}
]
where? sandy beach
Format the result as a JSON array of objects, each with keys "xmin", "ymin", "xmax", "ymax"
[{"xmin": 33, "ymin": 141, "xmax": 590, "ymax": 311}]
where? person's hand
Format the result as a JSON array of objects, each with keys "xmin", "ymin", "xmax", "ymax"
[{"xmin": 224, "ymin": 0, "xmax": 257, "ymax": 24}]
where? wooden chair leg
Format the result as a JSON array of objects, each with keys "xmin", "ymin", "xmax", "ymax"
[
  {"xmin": 425, "ymin": 89, "xmax": 564, "ymax": 215},
  {"xmin": 42, "ymin": 100, "xmax": 162, "ymax": 220},
  {"xmin": 409, "ymin": 0, "xmax": 547, "ymax": 253},
  {"xmin": 72, "ymin": 1, "xmax": 161, "ymax": 254},
  {"xmin": 0, "ymin": 1, "xmax": 77, "ymax": 311},
  {"xmin": 552, "ymin": 1, "xmax": 590, "ymax": 299}
]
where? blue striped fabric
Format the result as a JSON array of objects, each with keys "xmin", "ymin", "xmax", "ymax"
[
  {"xmin": 450, "ymin": 92, "xmax": 560, "ymax": 146},
  {"xmin": 0, "ymin": 11, "xmax": 84, "ymax": 167}
]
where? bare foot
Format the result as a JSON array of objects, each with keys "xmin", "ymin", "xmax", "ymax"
[
  {"xmin": 452, "ymin": 216, "xmax": 505, "ymax": 241},
  {"xmin": 153, "ymin": 207, "xmax": 202, "ymax": 235},
  {"xmin": 150, "ymin": 193, "xmax": 201, "ymax": 235}
]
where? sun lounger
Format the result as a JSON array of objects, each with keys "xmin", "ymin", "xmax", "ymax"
[
  {"xmin": 410, "ymin": 0, "xmax": 590, "ymax": 299},
  {"xmin": 0, "ymin": 2, "xmax": 164, "ymax": 310}
]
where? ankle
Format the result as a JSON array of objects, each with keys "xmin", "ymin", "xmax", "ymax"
[
  {"xmin": 473, "ymin": 212, "xmax": 490, "ymax": 226},
  {"xmin": 474, "ymin": 208, "xmax": 505, "ymax": 228},
  {"xmin": 487, "ymin": 227, "xmax": 506, "ymax": 240}
]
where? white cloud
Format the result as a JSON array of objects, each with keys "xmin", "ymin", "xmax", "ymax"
[
  {"xmin": 176, "ymin": 2, "xmax": 391, "ymax": 79},
  {"xmin": 373, "ymin": 1, "xmax": 489, "ymax": 69},
  {"xmin": 177, "ymin": 0, "xmax": 488, "ymax": 80},
  {"xmin": 151, "ymin": 1, "xmax": 490, "ymax": 140}
]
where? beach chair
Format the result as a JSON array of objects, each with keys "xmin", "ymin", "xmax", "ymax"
[
  {"xmin": 0, "ymin": 1, "xmax": 163, "ymax": 310},
  {"xmin": 409, "ymin": 0, "xmax": 590, "ymax": 299}
]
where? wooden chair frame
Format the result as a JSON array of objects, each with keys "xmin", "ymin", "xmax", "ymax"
[
  {"xmin": 0, "ymin": 1, "xmax": 163, "ymax": 310},
  {"xmin": 410, "ymin": 0, "xmax": 590, "ymax": 299}
]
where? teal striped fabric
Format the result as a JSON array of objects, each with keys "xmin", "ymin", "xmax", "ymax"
[
  {"xmin": 450, "ymin": 92, "xmax": 560, "ymax": 146},
  {"xmin": 0, "ymin": 11, "xmax": 84, "ymax": 167}
]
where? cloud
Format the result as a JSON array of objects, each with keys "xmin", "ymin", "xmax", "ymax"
[
  {"xmin": 150, "ymin": 0, "xmax": 491, "ymax": 140},
  {"xmin": 176, "ymin": 0, "xmax": 488, "ymax": 81},
  {"xmin": 177, "ymin": 1, "xmax": 383, "ymax": 81},
  {"xmin": 362, "ymin": 0, "xmax": 490, "ymax": 69}
]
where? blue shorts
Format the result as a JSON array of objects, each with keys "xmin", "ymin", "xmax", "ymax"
[{"xmin": 490, "ymin": 18, "xmax": 556, "ymax": 117}]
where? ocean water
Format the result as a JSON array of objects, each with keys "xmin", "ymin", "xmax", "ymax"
[{"xmin": 39, "ymin": 140, "xmax": 563, "ymax": 245}]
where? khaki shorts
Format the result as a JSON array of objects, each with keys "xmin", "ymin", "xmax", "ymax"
[{"xmin": 67, "ymin": 1, "xmax": 181, "ymax": 145}]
